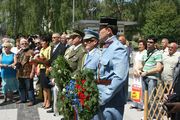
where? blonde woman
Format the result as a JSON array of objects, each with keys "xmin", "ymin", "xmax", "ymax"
[{"xmin": 0, "ymin": 42, "xmax": 18, "ymax": 103}]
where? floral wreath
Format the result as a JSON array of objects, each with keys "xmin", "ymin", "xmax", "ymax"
[{"xmin": 51, "ymin": 56, "xmax": 99, "ymax": 120}]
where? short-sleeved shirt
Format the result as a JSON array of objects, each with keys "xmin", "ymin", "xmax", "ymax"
[
  {"xmin": 38, "ymin": 46, "xmax": 51, "ymax": 69},
  {"xmin": 141, "ymin": 49, "xmax": 162, "ymax": 79},
  {"xmin": 134, "ymin": 50, "xmax": 147, "ymax": 70},
  {"xmin": 161, "ymin": 52, "xmax": 180, "ymax": 81}
]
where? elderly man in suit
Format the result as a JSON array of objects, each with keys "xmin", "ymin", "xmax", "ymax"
[
  {"xmin": 46, "ymin": 33, "xmax": 66, "ymax": 115},
  {"xmin": 49, "ymin": 33, "xmax": 66, "ymax": 64},
  {"xmin": 93, "ymin": 17, "xmax": 129, "ymax": 120},
  {"xmin": 82, "ymin": 29, "xmax": 100, "ymax": 73}
]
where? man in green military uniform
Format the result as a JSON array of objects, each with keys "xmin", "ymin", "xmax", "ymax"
[{"xmin": 66, "ymin": 30, "xmax": 85, "ymax": 73}]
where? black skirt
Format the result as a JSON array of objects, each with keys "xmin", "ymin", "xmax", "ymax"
[{"xmin": 39, "ymin": 69, "xmax": 51, "ymax": 89}]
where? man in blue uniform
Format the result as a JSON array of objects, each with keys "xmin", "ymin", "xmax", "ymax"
[
  {"xmin": 93, "ymin": 17, "xmax": 129, "ymax": 120},
  {"xmin": 82, "ymin": 29, "xmax": 100, "ymax": 74}
]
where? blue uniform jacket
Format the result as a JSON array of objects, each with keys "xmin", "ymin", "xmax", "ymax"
[
  {"xmin": 98, "ymin": 36, "xmax": 129, "ymax": 107},
  {"xmin": 83, "ymin": 48, "xmax": 100, "ymax": 71}
]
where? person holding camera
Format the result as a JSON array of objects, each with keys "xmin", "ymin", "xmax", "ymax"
[{"xmin": 164, "ymin": 56, "xmax": 180, "ymax": 120}]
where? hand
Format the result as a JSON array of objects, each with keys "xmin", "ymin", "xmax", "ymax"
[
  {"xmin": 30, "ymin": 72, "xmax": 34, "ymax": 79},
  {"xmin": 34, "ymin": 54, "xmax": 40, "ymax": 60},
  {"xmin": 141, "ymin": 71, "xmax": 147, "ymax": 77},
  {"xmin": 50, "ymin": 78, "xmax": 55, "ymax": 85},
  {"xmin": 8, "ymin": 65, "xmax": 12, "ymax": 68},
  {"xmin": 8, "ymin": 64, "xmax": 14, "ymax": 68},
  {"xmin": 48, "ymin": 67, "xmax": 52, "ymax": 72},
  {"xmin": 98, "ymin": 99, "xmax": 105, "ymax": 106},
  {"xmin": 163, "ymin": 93, "xmax": 168, "ymax": 102},
  {"xmin": 2, "ymin": 64, "xmax": 8, "ymax": 68},
  {"xmin": 98, "ymin": 93, "xmax": 105, "ymax": 106},
  {"xmin": 134, "ymin": 70, "xmax": 141, "ymax": 77},
  {"xmin": 165, "ymin": 102, "xmax": 180, "ymax": 113}
]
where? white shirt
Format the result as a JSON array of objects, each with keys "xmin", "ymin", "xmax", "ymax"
[
  {"xmin": 73, "ymin": 44, "xmax": 82, "ymax": 50},
  {"xmin": 161, "ymin": 52, "xmax": 180, "ymax": 81},
  {"xmin": 134, "ymin": 50, "xmax": 147, "ymax": 70},
  {"xmin": 53, "ymin": 43, "xmax": 60, "ymax": 53}
]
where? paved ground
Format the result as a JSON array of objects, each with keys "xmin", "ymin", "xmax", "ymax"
[
  {"xmin": 0, "ymin": 95, "xmax": 62, "ymax": 120},
  {"xmin": 0, "ymin": 67, "xmax": 144, "ymax": 120},
  {"xmin": 0, "ymin": 96, "xmax": 143, "ymax": 120}
]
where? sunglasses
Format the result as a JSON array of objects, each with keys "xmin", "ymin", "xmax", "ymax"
[{"xmin": 84, "ymin": 39, "xmax": 95, "ymax": 44}]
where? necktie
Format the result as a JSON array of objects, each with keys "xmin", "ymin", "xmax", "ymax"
[{"xmin": 81, "ymin": 53, "xmax": 87, "ymax": 70}]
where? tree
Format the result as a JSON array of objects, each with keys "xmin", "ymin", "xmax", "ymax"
[{"xmin": 142, "ymin": 0, "xmax": 180, "ymax": 38}]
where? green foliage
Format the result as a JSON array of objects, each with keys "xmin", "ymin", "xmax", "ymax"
[
  {"xmin": 142, "ymin": 0, "xmax": 180, "ymax": 38},
  {"xmin": 130, "ymin": 40, "xmax": 138, "ymax": 50},
  {"xmin": 51, "ymin": 56, "xmax": 99, "ymax": 120},
  {"xmin": 74, "ymin": 70, "xmax": 99, "ymax": 120},
  {"xmin": 51, "ymin": 55, "xmax": 72, "ymax": 88},
  {"xmin": 1, "ymin": 0, "xmax": 179, "ymax": 41}
]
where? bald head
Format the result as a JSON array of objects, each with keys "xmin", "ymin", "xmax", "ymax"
[
  {"xmin": 119, "ymin": 35, "xmax": 126, "ymax": 45},
  {"xmin": 161, "ymin": 38, "xmax": 169, "ymax": 50},
  {"xmin": 168, "ymin": 42, "xmax": 178, "ymax": 56}
]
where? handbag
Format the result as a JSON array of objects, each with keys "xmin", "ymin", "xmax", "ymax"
[{"xmin": 131, "ymin": 76, "xmax": 143, "ymax": 103}]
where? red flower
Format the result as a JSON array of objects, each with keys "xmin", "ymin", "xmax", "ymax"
[{"xmin": 75, "ymin": 79, "xmax": 89, "ymax": 106}]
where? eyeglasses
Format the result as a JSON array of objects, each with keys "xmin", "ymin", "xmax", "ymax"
[
  {"xmin": 147, "ymin": 41, "xmax": 154, "ymax": 44},
  {"xmin": 84, "ymin": 40, "xmax": 95, "ymax": 44},
  {"xmin": 3, "ymin": 46, "xmax": 8, "ymax": 48}
]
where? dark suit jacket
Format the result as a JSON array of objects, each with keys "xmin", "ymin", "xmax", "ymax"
[{"xmin": 49, "ymin": 43, "xmax": 66, "ymax": 65}]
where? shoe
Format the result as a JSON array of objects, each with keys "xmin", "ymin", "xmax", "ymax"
[
  {"xmin": 129, "ymin": 106, "xmax": 138, "ymax": 109},
  {"xmin": 1, "ymin": 100, "xmax": 7, "ymax": 104},
  {"xmin": 47, "ymin": 109, "xmax": 54, "ymax": 113},
  {"xmin": 16, "ymin": 100, "xmax": 25, "ymax": 104},
  {"xmin": 27, "ymin": 102, "xmax": 34, "ymax": 106},
  {"xmin": 9, "ymin": 99, "xmax": 16, "ymax": 103},
  {"xmin": 41, "ymin": 105, "xmax": 45, "ymax": 108},
  {"xmin": 44, "ymin": 106, "xmax": 51, "ymax": 109},
  {"xmin": 137, "ymin": 108, "xmax": 144, "ymax": 111}
]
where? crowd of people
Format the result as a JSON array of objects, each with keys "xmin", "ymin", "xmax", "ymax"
[
  {"xmin": 131, "ymin": 36, "xmax": 180, "ymax": 120},
  {"xmin": 0, "ymin": 17, "xmax": 179, "ymax": 120}
]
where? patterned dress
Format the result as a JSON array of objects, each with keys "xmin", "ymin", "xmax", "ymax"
[{"xmin": 1, "ymin": 52, "xmax": 18, "ymax": 94}]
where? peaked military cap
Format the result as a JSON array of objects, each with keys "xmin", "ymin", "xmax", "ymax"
[{"xmin": 99, "ymin": 17, "xmax": 117, "ymax": 26}]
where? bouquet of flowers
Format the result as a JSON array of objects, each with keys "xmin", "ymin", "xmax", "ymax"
[{"xmin": 51, "ymin": 56, "xmax": 99, "ymax": 120}]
